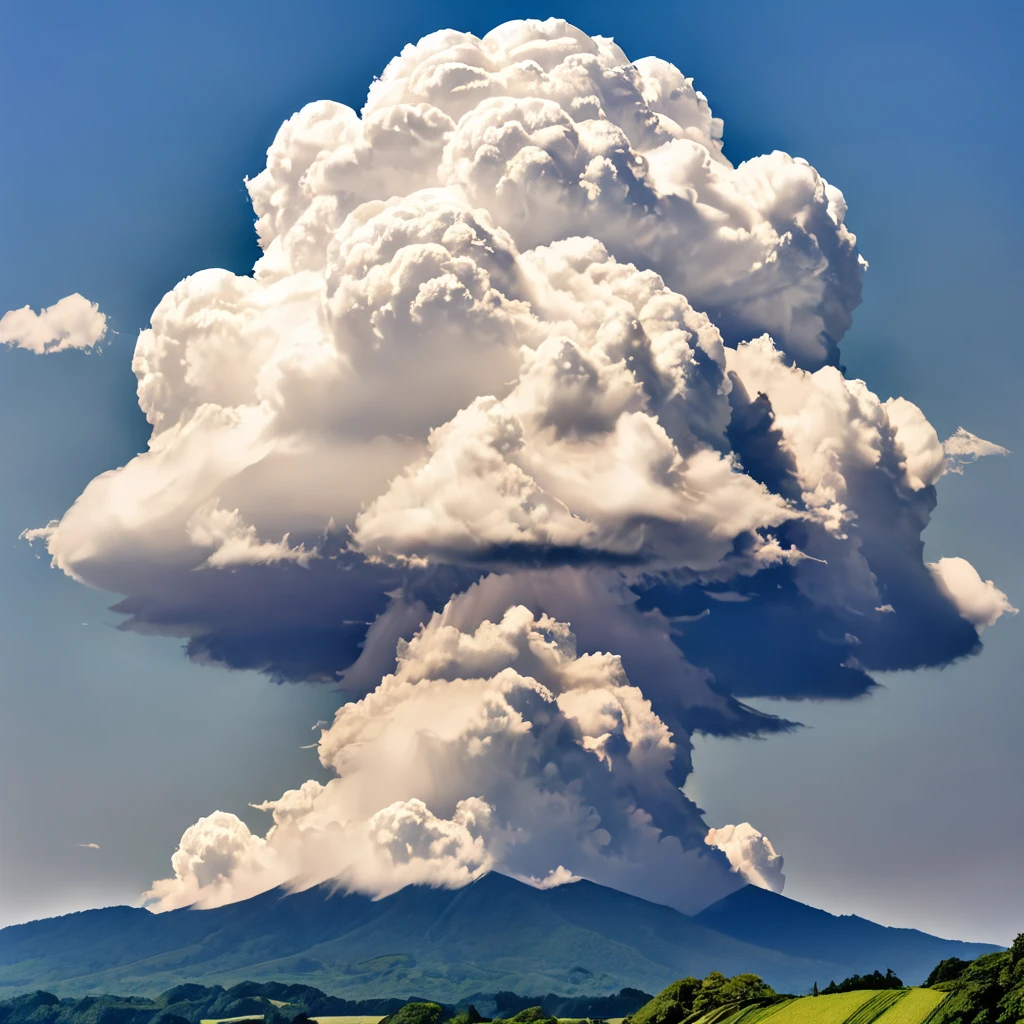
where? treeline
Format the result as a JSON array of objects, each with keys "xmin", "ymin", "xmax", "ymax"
[
  {"xmin": 922, "ymin": 932, "xmax": 1024, "ymax": 1024},
  {"xmin": 0, "ymin": 983, "xmax": 419, "ymax": 1024},
  {"xmin": 492, "ymin": 988, "xmax": 652, "ymax": 1018},
  {"xmin": 819, "ymin": 969, "xmax": 904, "ymax": 995},
  {"xmin": 0, "ymin": 981, "xmax": 653, "ymax": 1024}
]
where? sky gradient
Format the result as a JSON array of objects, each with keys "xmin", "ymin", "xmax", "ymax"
[{"xmin": 2, "ymin": 0, "xmax": 1021, "ymax": 942}]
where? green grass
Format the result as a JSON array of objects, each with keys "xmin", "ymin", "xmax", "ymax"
[
  {"xmin": 871, "ymin": 990, "xmax": 947, "ymax": 1024},
  {"xmin": 713, "ymin": 989, "xmax": 947, "ymax": 1024},
  {"xmin": 690, "ymin": 1006, "xmax": 744, "ymax": 1024},
  {"xmin": 757, "ymin": 991, "xmax": 878, "ymax": 1024},
  {"xmin": 719, "ymin": 1001, "xmax": 796, "ymax": 1024},
  {"xmin": 842, "ymin": 991, "xmax": 907, "ymax": 1024}
]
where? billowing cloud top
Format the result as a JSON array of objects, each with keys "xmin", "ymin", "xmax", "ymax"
[
  {"xmin": 28, "ymin": 19, "xmax": 1012, "ymax": 913},
  {"xmin": 1, "ymin": 294, "xmax": 107, "ymax": 354}
]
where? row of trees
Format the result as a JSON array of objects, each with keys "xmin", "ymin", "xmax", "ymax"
[{"xmin": 812, "ymin": 968, "xmax": 904, "ymax": 996}]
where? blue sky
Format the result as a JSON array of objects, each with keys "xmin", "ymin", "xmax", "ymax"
[{"xmin": 2, "ymin": 0, "xmax": 1022, "ymax": 941}]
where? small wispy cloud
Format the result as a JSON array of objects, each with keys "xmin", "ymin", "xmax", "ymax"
[{"xmin": 77, "ymin": 842, "xmax": 100, "ymax": 850}]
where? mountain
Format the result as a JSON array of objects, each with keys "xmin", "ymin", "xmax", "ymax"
[
  {"xmin": 0, "ymin": 874, "xmax": 1001, "ymax": 1001},
  {"xmin": 694, "ymin": 885, "xmax": 1000, "ymax": 988}
]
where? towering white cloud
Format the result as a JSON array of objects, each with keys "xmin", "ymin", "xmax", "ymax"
[
  {"xmin": 146, "ymin": 604, "xmax": 743, "ymax": 913},
  {"xmin": 1, "ymin": 293, "xmax": 107, "ymax": 354},
  {"xmin": 25, "ymin": 19, "xmax": 1012, "ymax": 912}
]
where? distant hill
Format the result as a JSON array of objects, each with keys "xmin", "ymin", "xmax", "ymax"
[
  {"xmin": 0, "ymin": 874, "xmax": 1001, "ymax": 1000},
  {"xmin": 694, "ymin": 885, "xmax": 1000, "ymax": 987}
]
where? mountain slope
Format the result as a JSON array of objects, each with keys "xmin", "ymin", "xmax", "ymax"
[
  {"xmin": 694, "ymin": 885, "xmax": 1001, "ymax": 986},
  {"xmin": 0, "ymin": 875, "xmax": 1000, "ymax": 1000},
  {"xmin": 0, "ymin": 875, "xmax": 837, "ymax": 1000}
]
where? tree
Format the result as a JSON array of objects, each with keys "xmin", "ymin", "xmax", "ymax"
[
  {"xmin": 925, "ymin": 958, "xmax": 970, "ymax": 987},
  {"xmin": 719, "ymin": 975, "xmax": 774, "ymax": 1007},
  {"xmin": 628, "ymin": 978, "xmax": 702, "ymax": 1024},
  {"xmin": 813, "ymin": 983, "xmax": 819, "ymax": 997},
  {"xmin": 691, "ymin": 974, "xmax": 727, "ymax": 1016}
]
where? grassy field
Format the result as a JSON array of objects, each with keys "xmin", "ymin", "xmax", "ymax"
[
  {"xmin": 716, "ymin": 1000, "xmax": 796, "ymax": 1024},
  {"xmin": 748, "ymin": 991, "xmax": 882, "ymax": 1024},
  {"xmin": 712, "ymin": 989, "xmax": 947, "ymax": 1024},
  {"xmin": 871, "ymin": 990, "xmax": 946, "ymax": 1024}
]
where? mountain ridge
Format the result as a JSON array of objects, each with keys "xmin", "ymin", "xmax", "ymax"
[
  {"xmin": 0, "ymin": 873, "xmax": 1001, "ymax": 1000},
  {"xmin": 694, "ymin": 884, "xmax": 1001, "ymax": 984}
]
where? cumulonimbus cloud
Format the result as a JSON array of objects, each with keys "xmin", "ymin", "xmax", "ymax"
[
  {"xmin": 1, "ymin": 294, "xmax": 107, "ymax": 354},
  {"xmin": 26, "ymin": 19, "xmax": 1013, "ymax": 913}
]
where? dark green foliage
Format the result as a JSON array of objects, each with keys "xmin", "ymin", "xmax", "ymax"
[
  {"xmin": 925, "ymin": 959, "xmax": 971, "ymax": 987},
  {"xmin": 0, "ymin": 981, "xmax": 410, "ymax": 1024},
  {"xmin": 691, "ymin": 972, "xmax": 727, "ymax": 1016},
  {"xmin": 501, "ymin": 1006, "xmax": 554, "ymax": 1023},
  {"xmin": 444, "ymin": 1004, "xmax": 488, "ymax": 1024},
  {"xmin": 919, "ymin": 934, "xmax": 1024, "ymax": 1024},
  {"xmin": 627, "ymin": 973, "xmax": 775, "ymax": 1024},
  {"xmin": 627, "ymin": 977, "xmax": 703, "ymax": 1024},
  {"xmin": 381, "ymin": 1001, "xmax": 446, "ymax": 1024},
  {"xmin": 0, "ymin": 982, "xmax": 649, "ymax": 1024},
  {"xmin": 492, "ymin": 988, "xmax": 649, "ymax": 1020},
  {"xmin": 717, "ymin": 975, "xmax": 775, "ymax": 1008},
  {"xmin": 691, "ymin": 972, "xmax": 775, "ymax": 1017},
  {"xmin": 821, "ymin": 968, "xmax": 903, "ymax": 994}
]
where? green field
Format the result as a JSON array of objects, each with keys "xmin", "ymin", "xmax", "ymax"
[
  {"xmin": 714, "ymin": 1000, "xmax": 796, "ymax": 1024},
  {"xmin": 871, "ymin": 990, "xmax": 946, "ymax": 1024},
  {"xmin": 712, "ymin": 989, "xmax": 947, "ymax": 1024}
]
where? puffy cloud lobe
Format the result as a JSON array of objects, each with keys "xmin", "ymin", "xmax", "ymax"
[
  {"xmin": 705, "ymin": 823, "xmax": 785, "ymax": 893},
  {"xmin": 1, "ymin": 294, "xmax": 107, "ymax": 353},
  {"xmin": 146, "ymin": 605, "xmax": 744, "ymax": 913},
  {"xmin": 928, "ymin": 557, "xmax": 1017, "ymax": 630},
  {"xmin": 144, "ymin": 811, "xmax": 278, "ymax": 911},
  {"xmin": 22, "ymin": 19, "xmax": 1011, "ymax": 909}
]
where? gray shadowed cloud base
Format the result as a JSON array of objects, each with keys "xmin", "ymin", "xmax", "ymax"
[{"xmin": 24, "ymin": 19, "xmax": 1013, "ymax": 915}]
